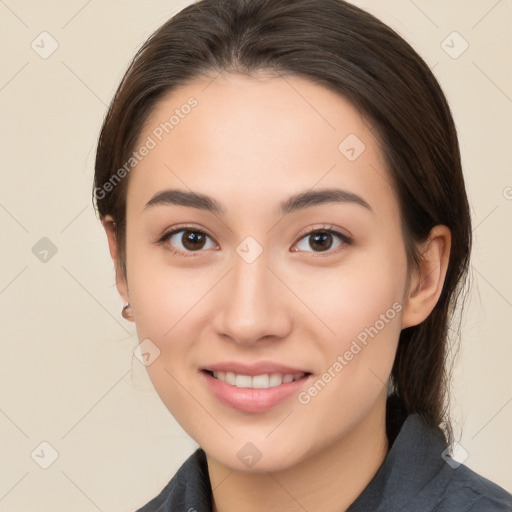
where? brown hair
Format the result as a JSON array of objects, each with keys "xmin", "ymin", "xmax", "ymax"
[{"xmin": 93, "ymin": 0, "xmax": 472, "ymax": 445}]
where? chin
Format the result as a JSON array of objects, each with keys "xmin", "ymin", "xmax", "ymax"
[{"xmin": 199, "ymin": 432, "xmax": 317, "ymax": 474}]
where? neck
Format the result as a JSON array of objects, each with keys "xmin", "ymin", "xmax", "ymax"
[{"xmin": 207, "ymin": 392, "xmax": 389, "ymax": 512}]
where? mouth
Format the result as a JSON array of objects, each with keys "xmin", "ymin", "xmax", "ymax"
[{"xmin": 200, "ymin": 366, "xmax": 314, "ymax": 413}]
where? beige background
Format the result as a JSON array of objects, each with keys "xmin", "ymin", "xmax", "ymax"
[{"xmin": 0, "ymin": 0, "xmax": 511, "ymax": 510}]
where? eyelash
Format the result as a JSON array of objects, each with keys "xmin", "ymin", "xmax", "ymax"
[{"xmin": 155, "ymin": 224, "xmax": 352, "ymax": 258}]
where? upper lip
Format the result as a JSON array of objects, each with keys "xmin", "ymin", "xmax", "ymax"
[{"xmin": 202, "ymin": 361, "xmax": 312, "ymax": 376}]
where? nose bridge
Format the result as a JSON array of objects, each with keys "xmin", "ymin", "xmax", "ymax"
[{"xmin": 213, "ymin": 245, "xmax": 291, "ymax": 344}]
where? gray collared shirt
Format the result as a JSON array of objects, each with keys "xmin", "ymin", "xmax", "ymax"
[{"xmin": 136, "ymin": 397, "xmax": 512, "ymax": 511}]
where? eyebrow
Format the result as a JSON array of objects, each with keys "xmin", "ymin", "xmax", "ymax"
[{"xmin": 144, "ymin": 187, "xmax": 373, "ymax": 216}]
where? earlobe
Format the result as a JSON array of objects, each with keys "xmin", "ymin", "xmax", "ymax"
[
  {"xmin": 102, "ymin": 215, "xmax": 131, "ymax": 314},
  {"xmin": 401, "ymin": 225, "xmax": 451, "ymax": 329}
]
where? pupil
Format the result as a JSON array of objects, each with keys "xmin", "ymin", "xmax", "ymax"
[
  {"xmin": 311, "ymin": 231, "xmax": 332, "ymax": 251},
  {"xmin": 183, "ymin": 231, "xmax": 205, "ymax": 250}
]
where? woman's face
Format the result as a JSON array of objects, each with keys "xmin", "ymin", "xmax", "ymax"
[{"xmin": 119, "ymin": 72, "xmax": 414, "ymax": 471}]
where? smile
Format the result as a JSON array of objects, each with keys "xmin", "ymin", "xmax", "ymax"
[{"xmin": 200, "ymin": 366, "xmax": 313, "ymax": 413}]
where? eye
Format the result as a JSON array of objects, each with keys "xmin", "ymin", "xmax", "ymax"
[
  {"xmin": 292, "ymin": 227, "xmax": 351, "ymax": 254},
  {"xmin": 156, "ymin": 224, "xmax": 351, "ymax": 257},
  {"xmin": 157, "ymin": 227, "xmax": 217, "ymax": 256}
]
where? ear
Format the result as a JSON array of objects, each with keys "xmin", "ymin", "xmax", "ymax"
[
  {"xmin": 102, "ymin": 215, "xmax": 131, "ymax": 314},
  {"xmin": 401, "ymin": 225, "xmax": 451, "ymax": 329}
]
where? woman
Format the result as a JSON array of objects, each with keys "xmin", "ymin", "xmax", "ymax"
[{"xmin": 93, "ymin": 0, "xmax": 512, "ymax": 510}]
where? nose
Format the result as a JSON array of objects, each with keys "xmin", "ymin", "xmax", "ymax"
[{"xmin": 211, "ymin": 250, "xmax": 293, "ymax": 346}]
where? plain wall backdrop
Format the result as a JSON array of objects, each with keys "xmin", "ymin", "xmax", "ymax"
[{"xmin": 0, "ymin": 0, "xmax": 511, "ymax": 510}]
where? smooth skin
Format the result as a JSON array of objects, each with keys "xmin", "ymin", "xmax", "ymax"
[{"xmin": 102, "ymin": 72, "xmax": 451, "ymax": 512}]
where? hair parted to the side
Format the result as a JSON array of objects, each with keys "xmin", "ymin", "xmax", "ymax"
[{"xmin": 93, "ymin": 0, "xmax": 472, "ymax": 446}]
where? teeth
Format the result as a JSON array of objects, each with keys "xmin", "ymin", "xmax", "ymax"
[
  {"xmin": 269, "ymin": 374, "xmax": 283, "ymax": 387},
  {"xmin": 251, "ymin": 374, "xmax": 269, "ymax": 388},
  {"xmin": 212, "ymin": 371, "xmax": 306, "ymax": 388},
  {"xmin": 235, "ymin": 374, "xmax": 252, "ymax": 388}
]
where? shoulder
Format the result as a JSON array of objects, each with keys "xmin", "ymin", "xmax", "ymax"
[
  {"xmin": 400, "ymin": 416, "xmax": 512, "ymax": 512},
  {"xmin": 349, "ymin": 407, "xmax": 512, "ymax": 512},
  {"xmin": 134, "ymin": 448, "xmax": 212, "ymax": 512},
  {"xmin": 398, "ymin": 412, "xmax": 512, "ymax": 511},
  {"xmin": 430, "ymin": 462, "xmax": 512, "ymax": 512}
]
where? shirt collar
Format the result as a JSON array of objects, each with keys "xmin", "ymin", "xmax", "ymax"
[
  {"xmin": 168, "ymin": 394, "xmax": 447, "ymax": 512},
  {"xmin": 347, "ymin": 396, "xmax": 448, "ymax": 511}
]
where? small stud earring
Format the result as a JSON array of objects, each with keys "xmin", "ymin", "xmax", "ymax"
[{"xmin": 122, "ymin": 303, "xmax": 133, "ymax": 320}]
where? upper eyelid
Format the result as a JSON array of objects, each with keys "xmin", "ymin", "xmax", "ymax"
[
  {"xmin": 294, "ymin": 224, "xmax": 351, "ymax": 242},
  {"xmin": 160, "ymin": 224, "xmax": 216, "ymax": 244}
]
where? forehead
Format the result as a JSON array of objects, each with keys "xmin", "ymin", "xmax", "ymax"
[{"xmin": 126, "ymin": 72, "xmax": 397, "ymax": 221}]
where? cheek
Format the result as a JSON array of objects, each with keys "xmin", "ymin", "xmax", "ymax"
[
  {"xmin": 302, "ymin": 257, "xmax": 405, "ymax": 347},
  {"xmin": 292, "ymin": 260, "xmax": 405, "ymax": 440},
  {"xmin": 127, "ymin": 264, "xmax": 206, "ymax": 430},
  {"xmin": 125, "ymin": 227, "xmax": 211, "ymax": 342},
  {"xmin": 296, "ymin": 245, "xmax": 407, "ymax": 401}
]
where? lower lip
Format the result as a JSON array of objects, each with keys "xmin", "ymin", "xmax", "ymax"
[{"xmin": 201, "ymin": 371, "xmax": 313, "ymax": 413}]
